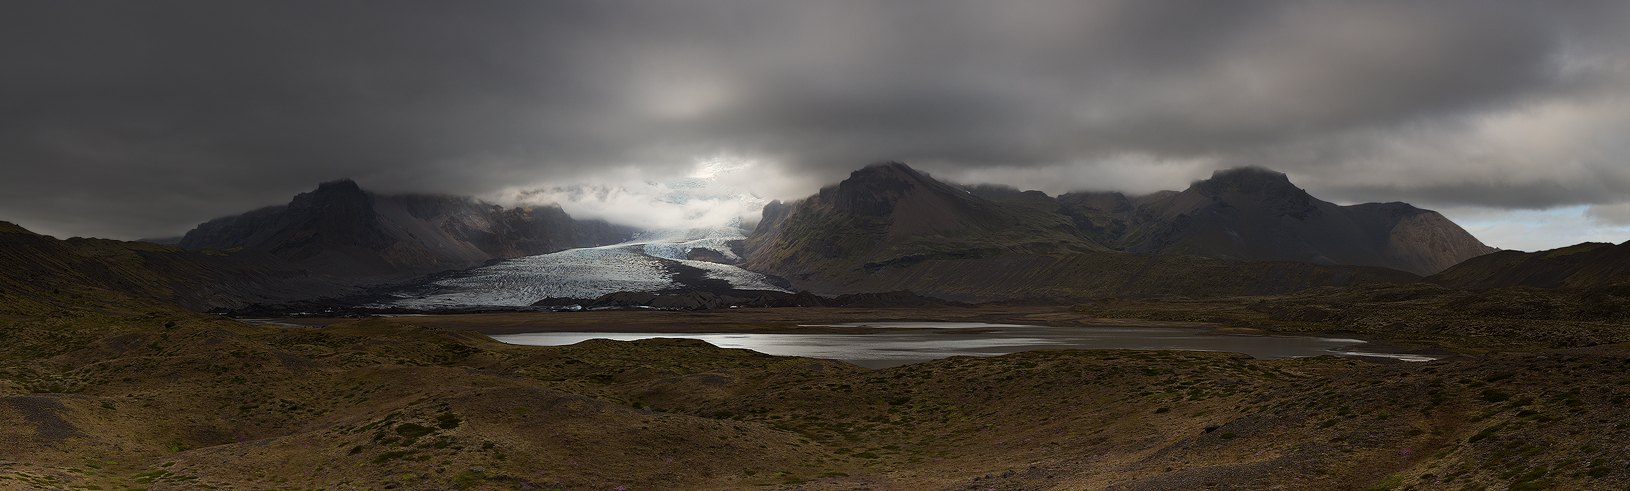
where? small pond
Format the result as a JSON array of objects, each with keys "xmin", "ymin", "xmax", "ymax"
[{"xmin": 490, "ymin": 322, "xmax": 1433, "ymax": 369}]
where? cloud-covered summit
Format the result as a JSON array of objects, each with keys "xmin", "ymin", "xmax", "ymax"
[{"xmin": 3, "ymin": 1, "xmax": 1628, "ymax": 251}]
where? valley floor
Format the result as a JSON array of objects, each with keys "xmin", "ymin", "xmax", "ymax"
[{"xmin": 2, "ymin": 296, "xmax": 1629, "ymax": 490}]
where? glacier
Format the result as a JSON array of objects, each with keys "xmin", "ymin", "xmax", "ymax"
[
  {"xmin": 378, "ymin": 226, "xmax": 787, "ymax": 309},
  {"xmin": 378, "ymin": 159, "xmax": 788, "ymax": 310}
]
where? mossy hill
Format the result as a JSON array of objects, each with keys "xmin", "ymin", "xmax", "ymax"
[
  {"xmin": 1427, "ymin": 241, "xmax": 1630, "ymax": 290},
  {"xmin": 1075, "ymin": 282, "xmax": 1630, "ymax": 352},
  {"xmin": 0, "ymin": 221, "xmax": 358, "ymax": 313}
]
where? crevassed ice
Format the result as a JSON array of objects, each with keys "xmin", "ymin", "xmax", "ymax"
[
  {"xmin": 634, "ymin": 226, "xmax": 745, "ymax": 262},
  {"xmin": 673, "ymin": 257, "xmax": 785, "ymax": 290},
  {"xmin": 382, "ymin": 225, "xmax": 787, "ymax": 309},
  {"xmin": 388, "ymin": 246, "xmax": 671, "ymax": 309}
]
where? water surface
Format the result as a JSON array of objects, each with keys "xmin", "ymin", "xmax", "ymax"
[{"xmin": 491, "ymin": 322, "xmax": 1432, "ymax": 368}]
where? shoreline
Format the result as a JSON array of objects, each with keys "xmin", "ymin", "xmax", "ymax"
[{"xmin": 239, "ymin": 305, "xmax": 1454, "ymax": 363}]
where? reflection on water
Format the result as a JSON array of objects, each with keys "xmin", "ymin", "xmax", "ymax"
[
  {"xmin": 490, "ymin": 322, "xmax": 1433, "ymax": 368},
  {"xmin": 799, "ymin": 322, "xmax": 1036, "ymax": 329}
]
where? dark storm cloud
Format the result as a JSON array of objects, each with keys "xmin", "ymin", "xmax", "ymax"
[{"xmin": 2, "ymin": 1, "xmax": 1627, "ymax": 239}]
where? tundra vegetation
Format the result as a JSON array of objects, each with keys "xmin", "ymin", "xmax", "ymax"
[{"xmin": 2, "ymin": 286, "xmax": 1629, "ymax": 490}]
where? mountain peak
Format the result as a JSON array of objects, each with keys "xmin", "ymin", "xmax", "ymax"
[
  {"xmin": 309, "ymin": 178, "xmax": 366, "ymax": 198},
  {"xmin": 819, "ymin": 162, "xmax": 954, "ymax": 217},
  {"xmin": 848, "ymin": 161, "xmax": 936, "ymax": 186},
  {"xmin": 860, "ymin": 161, "xmax": 916, "ymax": 172},
  {"xmin": 316, "ymin": 178, "xmax": 361, "ymax": 190},
  {"xmin": 1208, "ymin": 166, "xmax": 1287, "ymax": 180},
  {"xmin": 1192, "ymin": 166, "xmax": 1302, "ymax": 198}
]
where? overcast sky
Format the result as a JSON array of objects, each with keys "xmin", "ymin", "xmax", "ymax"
[{"xmin": 3, "ymin": 1, "xmax": 1628, "ymax": 251}]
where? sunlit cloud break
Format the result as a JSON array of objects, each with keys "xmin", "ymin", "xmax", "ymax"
[{"xmin": 495, "ymin": 158, "xmax": 770, "ymax": 232}]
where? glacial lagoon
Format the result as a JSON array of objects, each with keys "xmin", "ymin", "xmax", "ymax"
[{"xmin": 490, "ymin": 321, "xmax": 1434, "ymax": 369}]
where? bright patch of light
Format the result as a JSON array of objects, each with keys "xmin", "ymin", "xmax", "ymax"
[
  {"xmin": 497, "ymin": 157, "xmax": 770, "ymax": 232},
  {"xmin": 1438, "ymin": 205, "xmax": 1630, "ymax": 252}
]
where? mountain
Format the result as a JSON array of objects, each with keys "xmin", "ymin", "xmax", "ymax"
[
  {"xmin": 742, "ymin": 163, "xmax": 1422, "ymax": 299},
  {"xmin": 146, "ymin": 166, "xmax": 1490, "ymax": 307},
  {"xmin": 974, "ymin": 167, "xmax": 1496, "ymax": 276},
  {"xmin": 742, "ymin": 162, "xmax": 1111, "ymax": 293},
  {"xmin": 0, "ymin": 221, "xmax": 359, "ymax": 313},
  {"xmin": 178, "ymin": 179, "xmax": 634, "ymax": 279},
  {"xmin": 1425, "ymin": 241, "xmax": 1630, "ymax": 290}
]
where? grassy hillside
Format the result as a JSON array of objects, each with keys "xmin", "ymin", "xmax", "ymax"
[
  {"xmin": 0, "ymin": 222, "xmax": 358, "ymax": 314},
  {"xmin": 1075, "ymin": 282, "xmax": 1630, "ymax": 352},
  {"xmin": 2, "ymin": 308, "xmax": 1628, "ymax": 490},
  {"xmin": 1427, "ymin": 242, "xmax": 1630, "ymax": 290}
]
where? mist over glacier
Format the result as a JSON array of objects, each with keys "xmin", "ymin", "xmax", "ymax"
[
  {"xmin": 380, "ymin": 161, "xmax": 789, "ymax": 309},
  {"xmin": 493, "ymin": 159, "xmax": 775, "ymax": 233}
]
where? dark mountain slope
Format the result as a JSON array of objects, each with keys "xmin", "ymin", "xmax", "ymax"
[
  {"xmin": 1426, "ymin": 241, "xmax": 1630, "ymax": 290},
  {"xmin": 806, "ymin": 252, "xmax": 1420, "ymax": 302},
  {"xmin": 1341, "ymin": 201, "xmax": 1496, "ymax": 276},
  {"xmin": 0, "ymin": 221, "xmax": 357, "ymax": 313},
  {"xmin": 744, "ymin": 163, "xmax": 1419, "ymax": 298},
  {"xmin": 179, "ymin": 179, "xmax": 633, "ymax": 279},
  {"xmin": 976, "ymin": 168, "xmax": 1495, "ymax": 276},
  {"xmin": 1123, "ymin": 168, "xmax": 1496, "ymax": 275},
  {"xmin": 742, "ymin": 163, "xmax": 1110, "ymax": 291}
]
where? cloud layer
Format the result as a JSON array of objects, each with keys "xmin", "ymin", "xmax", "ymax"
[{"xmin": 3, "ymin": 1, "xmax": 1628, "ymax": 249}]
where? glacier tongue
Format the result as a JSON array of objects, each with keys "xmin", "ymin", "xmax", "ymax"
[
  {"xmin": 380, "ymin": 225, "xmax": 786, "ymax": 309},
  {"xmin": 634, "ymin": 226, "xmax": 747, "ymax": 262}
]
